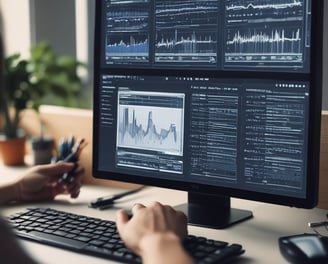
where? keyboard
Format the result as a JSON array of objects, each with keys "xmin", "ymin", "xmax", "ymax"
[{"xmin": 8, "ymin": 207, "xmax": 245, "ymax": 264}]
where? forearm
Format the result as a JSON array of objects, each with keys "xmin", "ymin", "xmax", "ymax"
[
  {"xmin": 0, "ymin": 216, "xmax": 37, "ymax": 264},
  {"xmin": 0, "ymin": 180, "xmax": 19, "ymax": 205},
  {"xmin": 139, "ymin": 233, "xmax": 194, "ymax": 264}
]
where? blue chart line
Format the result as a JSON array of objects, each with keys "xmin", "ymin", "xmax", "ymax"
[
  {"xmin": 106, "ymin": 35, "xmax": 148, "ymax": 54},
  {"xmin": 118, "ymin": 106, "xmax": 183, "ymax": 155}
]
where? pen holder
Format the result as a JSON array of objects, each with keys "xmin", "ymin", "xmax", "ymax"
[{"xmin": 30, "ymin": 136, "xmax": 55, "ymax": 165}]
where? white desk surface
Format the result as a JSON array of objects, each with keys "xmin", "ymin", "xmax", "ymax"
[{"xmin": 1, "ymin": 165, "xmax": 327, "ymax": 264}]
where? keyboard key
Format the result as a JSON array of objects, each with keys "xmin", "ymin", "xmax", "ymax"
[{"xmin": 29, "ymin": 230, "xmax": 86, "ymax": 249}]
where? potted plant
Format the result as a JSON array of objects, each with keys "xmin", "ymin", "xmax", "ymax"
[{"xmin": 0, "ymin": 41, "xmax": 85, "ymax": 165}]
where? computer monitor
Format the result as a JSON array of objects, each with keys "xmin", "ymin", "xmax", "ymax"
[{"xmin": 92, "ymin": 0, "xmax": 324, "ymax": 229}]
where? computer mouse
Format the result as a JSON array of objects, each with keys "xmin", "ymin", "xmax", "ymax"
[{"xmin": 279, "ymin": 234, "xmax": 328, "ymax": 264}]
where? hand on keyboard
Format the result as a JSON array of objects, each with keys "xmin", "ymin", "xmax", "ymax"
[{"xmin": 116, "ymin": 202, "xmax": 193, "ymax": 263}]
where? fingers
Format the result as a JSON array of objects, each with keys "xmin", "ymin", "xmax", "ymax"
[
  {"xmin": 147, "ymin": 202, "xmax": 188, "ymax": 239},
  {"xmin": 132, "ymin": 202, "xmax": 187, "ymax": 225},
  {"xmin": 116, "ymin": 209, "xmax": 131, "ymax": 229},
  {"xmin": 147, "ymin": 201, "xmax": 178, "ymax": 216},
  {"xmin": 68, "ymin": 181, "xmax": 82, "ymax": 198},
  {"xmin": 36, "ymin": 162, "xmax": 84, "ymax": 183},
  {"xmin": 132, "ymin": 203, "xmax": 146, "ymax": 214},
  {"xmin": 71, "ymin": 163, "xmax": 84, "ymax": 176},
  {"xmin": 54, "ymin": 176, "xmax": 82, "ymax": 198},
  {"xmin": 50, "ymin": 161, "xmax": 83, "ymax": 197},
  {"xmin": 23, "ymin": 186, "xmax": 57, "ymax": 202},
  {"xmin": 134, "ymin": 201, "xmax": 176, "ymax": 213},
  {"xmin": 35, "ymin": 162, "xmax": 76, "ymax": 175}
]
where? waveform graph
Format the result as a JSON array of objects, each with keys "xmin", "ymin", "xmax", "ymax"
[
  {"xmin": 226, "ymin": 27, "xmax": 302, "ymax": 55},
  {"xmin": 225, "ymin": 0, "xmax": 304, "ymax": 20},
  {"xmin": 155, "ymin": 30, "xmax": 217, "ymax": 64},
  {"xmin": 154, "ymin": 0, "xmax": 218, "ymax": 65},
  {"xmin": 106, "ymin": 33, "xmax": 149, "ymax": 55},
  {"xmin": 224, "ymin": 26, "xmax": 304, "ymax": 69},
  {"xmin": 117, "ymin": 96, "xmax": 184, "ymax": 156},
  {"xmin": 224, "ymin": 0, "xmax": 308, "ymax": 70},
  {"xmin": 105, "ymin": 1, "xmax": 150, "ymax": 64},
  {"xmin": 155, "ymin": 0, "xmax": 219, "ymax": 29},
  {"xmin": 107, "ymin": 9, "xmax": 148, "ymax": 32}
]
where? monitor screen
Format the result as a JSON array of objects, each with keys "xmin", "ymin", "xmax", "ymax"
[{"xmin": 93, "ymin": 0, "xmax": 323, "ymax": 228}]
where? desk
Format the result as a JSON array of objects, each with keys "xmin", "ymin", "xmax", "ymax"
[{"xmin": 1, "ymin": 167, "xmax": 327, "ymax": 264}]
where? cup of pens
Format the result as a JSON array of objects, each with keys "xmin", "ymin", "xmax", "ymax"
[
  {"xmin": 30, "ymin": 137, "xmax": 55, "ymax": 165},
  {"xmin": 30, "ymin": 124, "xmax": 55, "ymax": 165}
]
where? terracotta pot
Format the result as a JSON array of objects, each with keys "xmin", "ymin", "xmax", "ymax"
[{"xmin": 0, "ymin": 135, "xmax": 26, "ymax": 166}]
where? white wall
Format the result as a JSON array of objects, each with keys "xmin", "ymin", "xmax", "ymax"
[
  {"xmin": 0, "ymin": 0, "xmax": 94, "ymax": 108},
  {"xmin": 0, "ymin": 0, "xmax": 93, "ymax": 67},
  {"xmin": 0, "ymin": 0, "xmax": 31, "ymax": 58}
]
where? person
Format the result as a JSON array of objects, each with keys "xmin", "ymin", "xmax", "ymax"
[
  {"xmin": 0, "ymin": 162, "xmax": 84, "ymax": 264},
  {"xmin": 0, "ymin": 163, "xmax": 193, "ymax": 264},
  {"xmin": 117, "ymin": 202, "xmax": 194, "ymax": 264},
  {"xmin": 0, "ymin": 162, "xmax": 194, "ymax": 264},
  {"xmin": 0, "ymin": 162, "xmax": 83, "ymax": 205},
  {"xmin": 0, "ymin": 12, "xmax": 193, "ymax": 264}
]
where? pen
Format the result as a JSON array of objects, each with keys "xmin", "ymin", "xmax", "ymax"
[
  {"xmin": 63, "ymin": 138, "xmax": 85, "ymax": 162},
  {"xmin": 58, "ymin": 138, "xmax": 87, "ymax": 183},
  {"xmin": 89, "ymin": 186, "xmax": 146, "ymax": 209},
  {"xmin": 308, "ymin": 221, "xmax": 328, "ymax": 228}
]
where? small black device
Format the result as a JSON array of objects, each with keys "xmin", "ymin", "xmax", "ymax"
[{"xmin": 279, "ymin": 234, "xmax": 328, "ymax": 264}]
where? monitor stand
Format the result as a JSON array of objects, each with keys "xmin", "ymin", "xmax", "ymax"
[{"xmin": 175, "ymin": 192, "xmax": 253, "ymax": 229}]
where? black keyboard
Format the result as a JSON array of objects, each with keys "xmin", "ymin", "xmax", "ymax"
[{"xmin": 8, "ymin": 207, "xmax": 244, "ymax": 264}]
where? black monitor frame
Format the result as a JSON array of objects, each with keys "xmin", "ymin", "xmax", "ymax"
[{"xmin": 92, "ymin": 0, "xmax": 324, "ymax": 229}]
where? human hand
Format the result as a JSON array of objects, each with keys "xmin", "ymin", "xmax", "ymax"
[
  {"xmin": 116, "ymin": 201, "xmax": 188, "ymax": 256},
  {"xmin": 14, "ymin": 162, "xmax": 84, "ymax": 202}
]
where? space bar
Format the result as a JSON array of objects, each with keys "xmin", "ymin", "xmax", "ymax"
[{"xmin": 27, "ymin": 231, "xmax": 86, "ymax": 249}]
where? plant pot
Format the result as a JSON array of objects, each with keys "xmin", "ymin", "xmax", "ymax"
[{"xmin": 0, "ymin": 134, "xmax": 27, "ymax": 166}]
